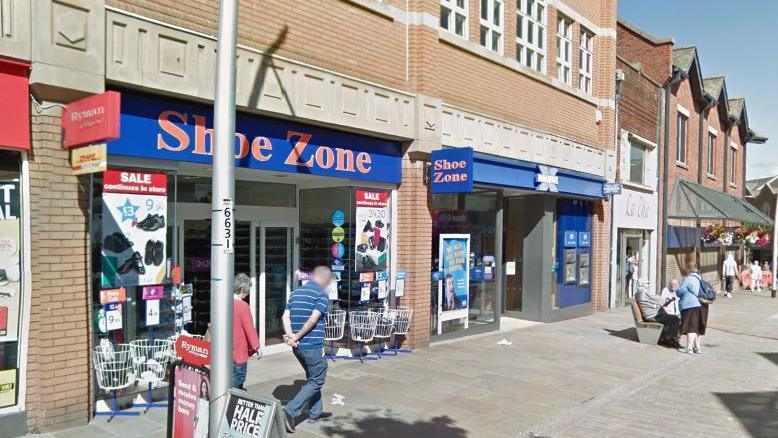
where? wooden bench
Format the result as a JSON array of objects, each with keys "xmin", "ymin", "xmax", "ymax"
[{"xmin": 629, "ymin": 300, "xmax": 663, "ymax": 344}]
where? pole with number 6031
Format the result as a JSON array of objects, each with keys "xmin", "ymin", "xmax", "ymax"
[{"xmin": 209, "ymin": 0, "xmax": 238, "ymax": 435}]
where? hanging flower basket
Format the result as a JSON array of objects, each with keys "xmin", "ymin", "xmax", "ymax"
[{"xmin": 701, "ymin": 225, "xmax": 770, "ymax": 249}]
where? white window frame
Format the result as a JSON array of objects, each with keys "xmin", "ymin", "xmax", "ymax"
[
  {"xmin": 676, "ymin": 110, "xmax": 688, "ymax": 164},
  {"xmin": 515, "ymin": 0, "xmax": 546, "ymax": 73},
  {"xmin": 556, "ymin": 15, "xmax": 573, "ymax": 86},
  {"xmin": 628, "ymin": 138, "xmax": 648, "ymax": 185},
  {"xmin": 440, "ymin": 0, "xmax": 469, "ymax": 40},
  {"xmin": 578, "ymin": 28, "xmax": 594, "ymax": 95},
  {"xmin": 706, "ymin": 128, "xmax": 717, "ymax": 177},
  {"xmin": 479, "ymin": 0, "xmax": 504, "ymax": 54}
]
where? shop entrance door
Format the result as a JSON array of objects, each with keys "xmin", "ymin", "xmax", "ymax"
[
  {"xmin": 617, "ymin": 231, "xmax": 644, "ymax": 307},
  {"xmin": 257, "ymin": 223, "xmax": 296, "ymax": 353}
]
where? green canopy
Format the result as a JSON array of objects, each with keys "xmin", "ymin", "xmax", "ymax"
[{"xmin": 668, "ymin": 180, "xmax": 774, "ymax": 226}]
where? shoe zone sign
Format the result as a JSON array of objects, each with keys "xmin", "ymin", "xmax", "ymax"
[
  {"xmin": 107, "ymin": 93, "xmax": 402, "ymax": 184},
  {"xmin": 101, "ymin": 170, "xmax": 168, "ymax": 288},
  {"xmin": 430, "ymin": 147, "xmax": 474, "ymax": 193}
]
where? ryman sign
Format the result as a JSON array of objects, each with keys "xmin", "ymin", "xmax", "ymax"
[
  {"xmin": 430, "ymin": 147, "xmax": 474, "ymax": 193},
  {"xmin": 62, "ymin": 91, "xmax": 121, "ymax": 148}
]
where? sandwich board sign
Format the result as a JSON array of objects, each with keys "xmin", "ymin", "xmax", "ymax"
[{"xmin": 217, "ymin": 389, "xmax": 287, "ymax": 437}]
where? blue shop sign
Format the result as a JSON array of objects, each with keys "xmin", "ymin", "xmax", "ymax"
[
  {"xmin": 564, "ymin": 230, "xmax": 578, "ymax": 248},
  {"xmin": 108, "ymin": 92, "xmax": 402, "ymax": 183},
  {"xmin": 430, "ymin": 147, "xmax": 474, "ymax": 193},
  {"xmin": 578, "ymin": 231, "xmax": 591, "ymax": 247}
]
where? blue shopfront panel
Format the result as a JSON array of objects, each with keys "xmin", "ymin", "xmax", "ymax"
[
  {"xmin": 556, "ymin": 199, "xmax": 592, "ymax": 308},
  {"xmin": 108, "ymin": 92, "xmax": 403, "ymax": 183}
]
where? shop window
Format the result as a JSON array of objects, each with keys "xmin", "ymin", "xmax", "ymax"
[
  {"xmin": 676, "ymin": 112, "xmax": 688, "ymax": 164},
  {"xmin": 440, "ymin": 0, "xmax": 469, "ymax": 39},
  {"xmin": 177, "ymin": 176, "xmax": 296, "ymax": 207},
  {"xmin": 556, "ymin": 15, "xmax": 573, "ymax": 85},
  {"xmin": 578, "ymin": 29, "xmax": 593, "ymax": 95},
  {"xmin": 431, "ymin": 190, "xmax": 498, "ymax": 336},
  {"xmin": 479, "ymin": 0, "xmax": 503, "ymax": 54},
  {"xmin": 629, "ymin": 140, "xmax": 647, "ymax": 185},
  {"xmin": 516, "ymin": 0, "xmax": 546, "ymax": 73},
  {"xmin": 0, "ymin": 150, "xmax": 23, "ymax": 410}
]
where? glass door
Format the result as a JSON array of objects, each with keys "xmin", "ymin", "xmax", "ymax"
[
  {"xmin": 617, "ymin": 231, "xmax": 643, "ymax": 306},
  {"xmin": 257, "ymin": 223, "xmax": 296, "ymax": 352}
]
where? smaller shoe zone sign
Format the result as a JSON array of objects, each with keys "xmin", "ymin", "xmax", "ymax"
[{"xmin": 101, "ymin": 170, "xmax": 168, "ymax": 290}]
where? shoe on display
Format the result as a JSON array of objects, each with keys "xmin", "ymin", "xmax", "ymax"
[
  {"xmin": 118, "ymin": 251, "xmax": 145, "ymax": 275},
  {"xmin": 362, "ymin": 221, "xmax": 373, "ymax": 233},
  {"xmin": 377, "ymin": 237, "xmax": 386, "ymax": 252},
  {"xmin": 368, "ymin": 236, "xmax": 376, "ymax": 250},
  {"xmin": 104, "ymin": 232, "xmax": 133, "ymax": 253},
  {"xmin": 360, "ymin": 255, "xmax": 375, "ymax": 270},
  {"xmin": 356, "ymin": 243, "xmax": 368, "ymax": 253},
  {"xmin": 153, "ymin": 241, "xmax": 164, "ymax": 266},
  {"xmin": 374, "ymin": 220, "xmax": 384, "ymax": 229},
  {"xmin": 137, "ymin": 214, "xmax": 166, "ymax": 232},
  {"xmin": 144, "ymin": 240, "xmax": 155, "ymax": 266}
]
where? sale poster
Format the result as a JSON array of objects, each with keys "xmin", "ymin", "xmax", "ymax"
[
  {"xmin": 173, "ymin": 365, "xmax": 210, "ymax": 438},
  {"xmin": 105, "ymin": 302, "xmax": 123, "ymax": 331},
  {"xmin": 354, "ymin": 190, "xmax": 390, "ymax": 272},
  {"xmin": 146, "ymin": 299, "xmax": 160, "ymax": 326},
  {"xmin": 216, "ymin": 390, "xmax": 279, "ymax": 438},
  {"xmin": 439, "ymin": 234, "xmax": 470, "ymax": 312},
  {"xmin": 0, "ymin": 181, "xmax": 21, "ymax": 341},
  {"xmin": 101, "ymin": 170, "xmax": 168, "ymax": 288}
]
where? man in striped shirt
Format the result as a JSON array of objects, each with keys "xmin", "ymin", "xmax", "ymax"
[{"xmin": 281, "ymin": 266, "xmax": 333, "ymax": 433}]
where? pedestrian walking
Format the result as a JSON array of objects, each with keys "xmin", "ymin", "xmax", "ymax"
[
  {"xmin": 722, "ymin": 253, "xmax": 738, "ymax": 298},
  {"xmin": 676, "ymin": 261, "xmax": 706, "ymax": 354},
  {"xmin": 281, "ymin": 266, "xmax": 334, "ymax": 433},
  {"xmin": 232, "ymin": 273, "xmax": 261, "ymax": 390}
]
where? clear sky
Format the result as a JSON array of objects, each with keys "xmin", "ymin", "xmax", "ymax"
[{"xmin": 618, "ymin": 0, "xmax": 777, "ymax": 180}]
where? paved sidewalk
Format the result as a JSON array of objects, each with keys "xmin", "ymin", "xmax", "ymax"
[{"xmin": 30, "ymin": 290, "xmax": 778, "ymax": 437}]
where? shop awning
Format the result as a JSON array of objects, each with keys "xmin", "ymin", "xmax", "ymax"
[{"xmin": 668, "ymin": 180, "xmax": 774, "ymax": 226}]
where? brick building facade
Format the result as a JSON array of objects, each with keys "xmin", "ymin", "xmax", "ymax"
[{"xmin": 2, "ymin": 0, "xmax": 618, "ymax": 433}]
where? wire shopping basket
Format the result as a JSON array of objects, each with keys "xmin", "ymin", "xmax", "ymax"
[
  {"xmin": 368, "ymin": 307, "xmax": 397, "ymax": 357},
  {"xmin": 130, "ymin": 339, "xmax": 172, "ymax": 384}
]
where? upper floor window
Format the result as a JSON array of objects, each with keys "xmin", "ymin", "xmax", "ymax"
[
  {"xmin": 706, "ymin": 131, "xmax": 717, "ymax": 176},
  {"xmin": 578, "ymin": 29, "xmax": 593, "ymax": 94},
  {"xmin": 676, "ymin": 111, "xmax": 688, "ymax": 164},
  {"xmin": 440, "ymin": 0, "xmax": 468, "ymax": 39},
  {"xmin": 516, "ymin": 0, "xmax": 546, "ymax": 73},
  {"xmin": 629, "ymin": 139, "xmax": 647, "ymax": 185},
  {"xmin": 556, "ymin": 16, "xmax": 573, "ymax": 85},
  {"xmin": 479, "ymin": 0, "xmax": 503, "ymax": 54},
  {"xmin": 730, "ymin": 143, "xmax": 738, "ymax": 184}
]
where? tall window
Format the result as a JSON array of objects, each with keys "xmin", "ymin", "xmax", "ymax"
[
  {"xmin": 440, "ymin": 0, "xmax": 468, "ymax": 39},
  {"xmin": 479, "ymin": 0, "xmax": 503, "ymax": 53},
  {"xmin": 629, "ymin": 141, "xmax": 646, "ymax": 185},
  {"xmin": 676, "ymin": 112, "xmax": 688, "ymax": 164},
  {"xmin": 707, "ymin": 132, "xmax": 716, "ymax": 176},
  {"xmin": 516, "ymin": 0, "xmax": 546, "ymax": 73},
  {"xmin": 578, "ymin": 29, "xmax": 593, "ymax": 94},
  {"xmin": 556, "ymin": 16, "xmax": 573, "ymax": 85},
  {"xmin": 730, "ymin": 144, "xmax": 737, "ymax": 184}
]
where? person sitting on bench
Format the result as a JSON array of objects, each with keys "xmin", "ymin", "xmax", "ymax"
[{"xmin": 635, "ymin": 278, "xmax": 681, "ymax": 348}]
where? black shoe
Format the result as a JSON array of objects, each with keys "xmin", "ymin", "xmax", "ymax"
[
  {"xmin": 368, "ymin": 236, "xmax": 376, "ymax": 250},
  {"xmin": 137, "ymin": 214, "xmax": 165, "ymax": 232},
  {"xmin": 283, "ymin": 409, "xmax": 296, "ymax": 433},
  {"xmin": 361, "ymin": 255, "xmax": 375, "ymax": 270},
  {"xmin": 356, "ymin": 243, "xmax": 367, "ymax": 253},
  {"xmin": 144, "ymin": 240, "xmax": 155, "ymax": 266},
  {"xmin": 104, "ymin": 232, "xmax": 133, "ymax": 253},
  {"xmin": 153, "ymin": 241, "xmax": 164, "ymax": 266},
  {"xmin": 118, "ymin": 252, "xmax": 145, "ymax": 275},
  {"xmin": 374, "ymin": 220, "xmax": 384, "ymax": 229},
  {"xmin": 377, "ymin": 237, "xmax": 386, "ymax": 252},
  {"xmin": 362, "ymin": 221, "xmax": 372, "ymax": 233},
  {"xmin": 308, "ymin": 412, "xmax": 333, "ymax": 423}
]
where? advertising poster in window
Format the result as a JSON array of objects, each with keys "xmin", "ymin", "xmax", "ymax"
[
  {"xmin": 0, "ymin": 181, "xmax": 21, "ymax": 342},
  {"xmin": 172, "ymin": 365, "xmax": 210, "ymax": 438},
  {"xmin": 354, "ymin": 190, "xmax": 390, "ymax": 272},
  {"xmin": 101, "ymin": 170, "xmax": 167, "ymax": 287},
  {"xmin": 438, "ymin": 234, "xmax": 470, "ymax": 325}
]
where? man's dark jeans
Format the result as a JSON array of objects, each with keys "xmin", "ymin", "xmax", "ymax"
[
  {"xmin": 233, "ymin": 362, "xmax": 247, "ymax": 390},
  {"xmin": 284, "ymin": 348, "xmax": 328, "ymax": 420},
  {"xmin": 649, "ymin": 310, "xmax": 680, "ymax": 342}
]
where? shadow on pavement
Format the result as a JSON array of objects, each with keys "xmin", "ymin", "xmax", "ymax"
[
  {"xmin": 714, "ymin": 391, "xmax": 778, "ymax": 438},
  {"xmin": 320, "ymin": 410, "xmax": 468, "ymax": 438},
  {"xmin": 270, "ymin": 379, "xmax": 306, "ymax": 404},
  {"xmin": 604, "ymin": 327, "xmax": 638, "ymax": 342},
  {"xmin": 757, "ymin": 352, "xmax": 778, "ymax": 366}
]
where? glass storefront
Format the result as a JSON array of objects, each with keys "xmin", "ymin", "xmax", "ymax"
[
  {"xmin": 430, "ymin": 190, "xmax": 499, "ymax": 335},
  {"xmin": 0, "ymin": 150, "xmax": 24, "ymax": 411}
]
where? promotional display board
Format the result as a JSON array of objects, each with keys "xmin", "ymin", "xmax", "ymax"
[
  {"xmin": 354, "ymin": 190, "xmax": 390, "ymax": 272},
  {"xmin": 437, "ymin": 234, "xmax": 470, "ymax": 333},
  {"xmin": 0, "ymin": 181, "xmax": 21, "ymax": 341},
  {"xmin": 101, "ymin": 170, "xmax": 168, "ymax": 287},
  {"xmin": 172, "ymin": 365, "xmax": 210, "ymax": 438},
  {"xmin": 216, "ymin": 389, "xmax": 287, "ymax": 438},
  {"xmin": 70, "ymin": 143, "xmax": 108, "ymax": 175}
]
